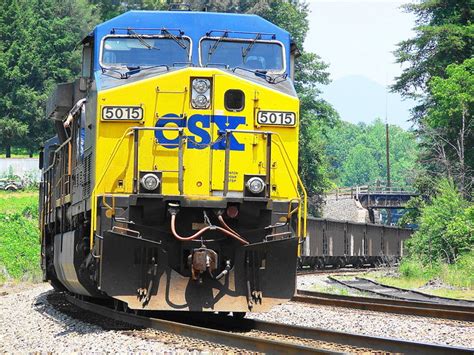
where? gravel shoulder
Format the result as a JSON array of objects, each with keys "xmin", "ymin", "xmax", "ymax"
[
  {"xmin": 293, "ymin": 273, "xmax": 474, "ymax": 348},
  {"xmin": 0, "ymin": 284, "xmax": 176, "ymax": 353},
  {"xmin": 1, "ymin": 281, "xmax": 473, "ymax": 352}
]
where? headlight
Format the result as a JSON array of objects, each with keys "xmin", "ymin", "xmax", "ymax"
[
  {"xmin": 191, "ymin": 78, "xmax": 211, "ymax": 109},
  {"xmin": 192, "ymin": 78, "xmax": 210, "ymax": 93},
  {"xmin": 193, "ymin": 95, "xmax": 209, "ymax": 108},
  {"xmin": 141, "ymin": 173, "xmax": 160, "ymax": 191},
  {"xmin": 246, "ymin": 177, "xmax": 265, "ymax": 194}
]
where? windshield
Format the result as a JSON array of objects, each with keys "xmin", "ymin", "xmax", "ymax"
[
  {"xmin": 200, "ymin": 38, "xmax": 284, "ymax": 71},
  {"xmin": 101, "ymin": 36, "xmax": 190, "ymax": 67}
]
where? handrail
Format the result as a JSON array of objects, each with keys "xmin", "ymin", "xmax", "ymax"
[
  {"xmin": 89, "ymin": 126, "xmax": 184, "ymax": 249},
  {"xmin": 272, "ymin": 134, "xmax": 308, "ymax": 240},
  {"xmin": 329, "ymin": 184, "xmax": 418, "ymax": 201}
]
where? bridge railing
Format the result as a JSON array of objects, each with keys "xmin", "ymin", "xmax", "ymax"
[{"xmin": 329, "ymin": 184, "xmax": 417, "ymax": 201}]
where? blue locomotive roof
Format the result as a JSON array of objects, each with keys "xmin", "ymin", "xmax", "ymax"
[{"xmin": 92, "ymin": 10, "xmax": 292, "ymax": 75}]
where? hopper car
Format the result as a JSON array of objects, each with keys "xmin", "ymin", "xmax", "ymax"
[{"xmin": 299, "ymin": 218, "xmax": 413, "ymax": 269}]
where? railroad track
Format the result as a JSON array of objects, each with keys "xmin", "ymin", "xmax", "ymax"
[
  {"xmin": 293, "ymin": 289, "xmax": 474, "ymax": 322},
  {"xmin": 329, "ymin": 276, "xmax": 474, "ymax": 307},
  {"xmin": 65, "ymin": 293, "xmax": 472, "ymax": 354}
]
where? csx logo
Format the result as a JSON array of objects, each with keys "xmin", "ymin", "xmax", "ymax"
[{"xmin": 155, "ymin": 114, "xmax": 245, "ymax": 151}]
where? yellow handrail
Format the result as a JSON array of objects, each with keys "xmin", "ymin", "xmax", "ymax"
[
  {"xmin": 90, "ymin": 127, "xmax": 134, "ymax": 249},
  {"xmin": 272, "ymin": 134, "xmax": 308, "ymax": 240}
]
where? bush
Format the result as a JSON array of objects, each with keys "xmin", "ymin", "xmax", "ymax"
[
  {"xmin": 400, "ymin": 251, "xmax": 474, "ymax": 289},
  {"xmin": 0, "ymin": 194, "xmax": 41, "ymax": 283},
  {"xmin": 406, "ymin": 179, "xmax": 474, "ymax": 263},
  {"xmin": 441, "ymin": 251, "xmax": 474, "ymax": 288},
  {"xmin": 399, "ymin": 257, "xmax": 440, "ymax": 280}
]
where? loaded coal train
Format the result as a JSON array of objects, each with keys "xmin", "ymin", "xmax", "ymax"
[
  {"xmin": 39, "ymin": 10, "xmax": 307, "ymax": 315},
  {"xmin": 299, "ymin": 218, "xmax": 413, "ymax": 269}
]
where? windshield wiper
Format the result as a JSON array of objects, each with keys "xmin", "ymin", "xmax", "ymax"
[
  {"xmin": 101, "ymin": 64, "xmax": 169, "ymax": 80},
  {"xmin": 207, "ymin": 31, "xmax": 228, "ymax": 62},
  {"xmin": 128, "ymin": 29, "xmax": 160, "ymax": 50},
  {"xmin": 126, "ymin": 64, "xmax": 169, "ymax": 76},
  {"xmin": 161, "ymin": 29, "xmax": 188, "ymax": 50},
  {"xmin": 242, "ymin": 33, "xmax": 261, "ymax": 60},
  {"xmin": 232, "ymin": 66, "xmax": 288, "ymax": 84}
]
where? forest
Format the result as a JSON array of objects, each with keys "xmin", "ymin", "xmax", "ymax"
[{"xmin": 0, "ymin": 0, "xmax": 472, "ymax": 267}]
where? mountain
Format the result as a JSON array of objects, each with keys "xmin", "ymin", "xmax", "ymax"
[{"xmin": 321, "ymin": 75, "xmax": 416, "ymax": 129}]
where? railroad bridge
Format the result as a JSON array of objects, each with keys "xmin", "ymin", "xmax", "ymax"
[{"xmin": 330, "ymin": 184, "xmax": 419, "ymax": 224}]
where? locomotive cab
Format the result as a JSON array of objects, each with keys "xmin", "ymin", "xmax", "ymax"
[{"xmin": 40, "ymin": 11, "xmax": 307, "ymax": 313}]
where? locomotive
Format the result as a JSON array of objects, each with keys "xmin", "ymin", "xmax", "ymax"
[{"xmin": 39, "ymin": 10, "xmax": 307, "ymax": 314}]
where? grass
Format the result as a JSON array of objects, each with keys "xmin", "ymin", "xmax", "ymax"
[
  {"xmin": 310, "ymin": 285, "xmax": 350, "ymax": 296},
  {"xmin": 0, "ymin": 190, "xmax": 41, "ymax": 284},
  {"xmin": 309, "ymin": 283, "xmax": 374, "ymax": 297},
  {"xmin": 0, "ymin": 191, "xmax": 38, "ymax": 214}
]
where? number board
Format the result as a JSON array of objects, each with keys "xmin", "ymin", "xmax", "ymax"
[
  {"xmin": 102, "ymin": 106, "xmax": 143, "ymax": 121},
  {"xmin": 257, "ymin": 111, "xmax": 296, "ymax": 126}
]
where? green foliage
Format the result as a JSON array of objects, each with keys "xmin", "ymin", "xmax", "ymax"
[
  {"xmin": 324, "ymin": 119, "xmax": 418, "ymax": 187},
  {"xmin": 393, "ymin": 0, "xmax": 473, "ymax": 97},
  {"xmin": 423, "ymin": 58, "xmax": 474, "ymax": 195},
  {"xmin": 399, "ymin": 251, "xmax": 474, "ymax": 290},
  {"xmin": 392, "ymin": 0, "xmax": 473, "ymax": 198},
  {"xmin": 406, "ymin": 179, "xmax": 474, "ymax": 263},
  {"xmin": 399, "ymin": 257, "xmax": 440, "ymax": 280},
  {"xmin": 0, "ymin": 0, "xmax": 101, "ymax": 156},
  {"xmin": 0, "ymin": 193, "xmax": 40, "ymax": 282},
  {"xmin": 0, "ymin": 118, "xmax": 28, "ymax": 158},
  {"xmin": 397, "ymin": 196, "xmax": 425, "ymax": 227}
]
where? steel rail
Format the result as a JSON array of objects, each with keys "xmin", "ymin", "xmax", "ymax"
[
  {"xmin": 293, "ymin": 290, "xmax": 474, "ymax": 322},
  {"xmin": 65, "ymin": 294, "xmax": 333, "ymax": 354},
  {"xmin": 65, "ymin": 294, "xmax": 473, "ymax": 354}
]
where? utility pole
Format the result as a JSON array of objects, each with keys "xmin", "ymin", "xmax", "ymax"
[
  {"xmin": 386, "ymin": 122, "xmax": 391, "ymax": 188},
  {"xmin": 385, "ymin": 79, "xmax": 392, "ymax": 225}
]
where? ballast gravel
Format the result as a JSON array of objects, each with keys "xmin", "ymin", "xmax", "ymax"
[
  {"xmin": 1, "ymin": 281, "xmax": 473, "ymax": 352},
  {"xmin": 0, "ymin": 284, "xmax": 176, "ymax": 353},
  {"xmin": 251, "ymin": 274, "xmax": 474, "ymax": 349}
]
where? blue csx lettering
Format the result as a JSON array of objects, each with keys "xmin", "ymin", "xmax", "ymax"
[{"xmin": 155, "ymin": 114, "xmax": 245, "ymax": 151}]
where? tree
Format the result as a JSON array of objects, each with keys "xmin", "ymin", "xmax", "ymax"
[
  {"xmin": 324, "ymin": 119, "xmax": 418, "ymax": 187},
  {"xmin": 0, "ymin": 119, "xmax": 28, "ymax": 158},
  {"xmin": 341, "ymin": 144, "xmax": 379, "ymax": 186},
  {"xmin": 0, "ymin": 0, "xmax": 100, "ymax": 156},
  {"xmin": 422, "ymin": 59, "xmax": 474, "ymax": 197},
  {"xmin": 392, "ymin": 0, "xmax": 473, "ymax": 98},
  {"xmin": 391, "ymin": 0, "xmax": 473, "ymax": 198}
]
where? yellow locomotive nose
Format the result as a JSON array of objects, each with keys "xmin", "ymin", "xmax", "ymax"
[{"xmin": 96, "ymin": 67, "xmax": 300, "ymax": 202}]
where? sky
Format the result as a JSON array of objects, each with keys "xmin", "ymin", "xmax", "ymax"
[{"xmin": 304, "ymin": 0, "xmax": 417, "ymax": 127}]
